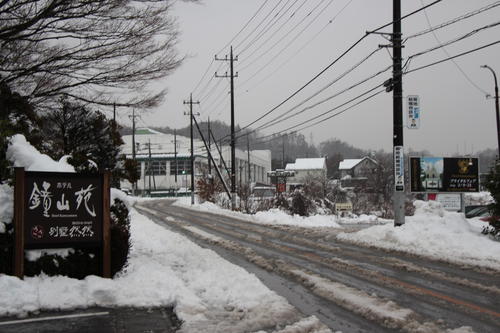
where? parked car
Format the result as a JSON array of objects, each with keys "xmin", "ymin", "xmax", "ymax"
[{"xmin": 465, "ymin": 206, "xmax": 491, "ymax": 219}]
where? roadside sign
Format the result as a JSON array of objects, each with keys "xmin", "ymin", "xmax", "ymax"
[
  {"xmin": 410, "ymin": 157, "xmax": 479, "ymax": 192},
  {"xmin": 14, "ymin": 169, "xmax": 111, "ymax": 278},
  {"xmin": 436, "ymin": 193, "xmax": 461, "ymax": 211},
  {"xmin": 407, "ymin": 95, "xmax": 420, "ymax": 129},
  {"xmin": 335, "ymin": 202, "xmax": 353, "ymax": 212},
  {"xmin": 394, "ymin": 146, "xmax": 404, "ymax": 191}
]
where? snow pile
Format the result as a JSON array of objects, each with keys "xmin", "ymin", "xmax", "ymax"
[
  {"xmin": 1, "ymin": 135, "xmax": 77, "ymax": 234},
  {"xmin": 174, "ymin": 198, "xmax": 342, "ymax": 228},
  {"xmin": 253, "ymin": 209, "xmax": 341, "ymax": 228},
  {"xmin": 0, "ymin": 210, "xmax": 304, "ymax": 332},
  {"xmin": 464, "ymin": 191, "xmax": 493, "ymax": 206},
  {"xmin": 0, "ymin": 184, "xmax": 13, "ymax": 233},
  {"xmin": 338, "ymin": 200, "xmax": 500, "ymax": 269},
  {"xmin": 6, "ymin": 134, "xmax": 75, "ymax": 172}
]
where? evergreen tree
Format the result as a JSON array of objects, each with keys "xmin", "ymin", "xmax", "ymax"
[{"xmin": 485, "ymin": 160, "xmax": 500, "ymax": 237}]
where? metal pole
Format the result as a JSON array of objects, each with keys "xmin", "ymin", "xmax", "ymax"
[
  {"xmin": 481, "ymin": 65, "xmax": 500, "ymax": 157},
  {"xmin": 131, "ymin": 109, "xmax": 136, "ymax": 196},
  {"xmin": 393, "ymin": 0, "xmax": 405, "ymax": 226}
]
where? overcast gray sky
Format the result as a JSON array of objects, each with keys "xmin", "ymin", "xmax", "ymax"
[{"xmin": 131, "ymin": 0, "xmax": 500, "ymax": 156}]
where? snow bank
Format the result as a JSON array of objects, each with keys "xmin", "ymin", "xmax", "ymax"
[
  {"xmin": 0, "ymin": 209, "xmax": 302, "ymax": 332},
  {"xmin": 338, "ymin": 200, "xmax": 500, "ymax": 269},
  {"xmin": 6, "ymin": 134, "xmax": 75, "ymax": 172},
  {"xmin": 174, "ymin": 199, "xmax": 342, "ymax": 228},
  {"xmin": 0, "ymin": 184, "xmax": 13, "ymax": 232},
  {"xmin": 464, "ymin": 191, "xmax": 493, "ymax": 206}
]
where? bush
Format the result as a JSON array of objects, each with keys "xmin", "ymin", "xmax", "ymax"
[
  {"xmin": 110, "ymin": 198, "xmax": 131, "ymax": 276},
  {"xmin": 0, "ymin": 223, "xmax": 14, "ymax": 275}
]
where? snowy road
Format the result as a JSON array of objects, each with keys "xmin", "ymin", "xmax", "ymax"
[{"xmin": 136, "ymin": 200, "xmax": 500, "ymax": 333}]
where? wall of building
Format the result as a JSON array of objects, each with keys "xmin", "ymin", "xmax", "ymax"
[{"xmin": 120, "ymin": 129, "xmax": 272, "ymax": 193}]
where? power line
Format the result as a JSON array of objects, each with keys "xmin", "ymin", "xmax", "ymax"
[
  {"xmin": 405, "ymin": 1, "xmax": 500, "ymax": 40},
  {"xmin": 417, "ymin": 0, "xmax": 490, "ymax": 95},
  {"xmin": 238, "ymin": 0, "xmax": 308, "ymax": 67},
  {"xmin": 237, "ymin": 0, "xmax": 444, "ymax": 133},
  {"xmin": 238, "ymin": 0, "xmax": 335, "ymax": 83},
  {"xmin": 216, "ymin": 0, "xmax": 272, "ymax": 55},
  {"xmin": 238, "ymin": 0, "xmax": 304, "ymax": 55},
  {"xmin": 243, "ymin": 0, "xmax": 355, "ymax": 93},
  {"xmin": 251, "ymin": 48, "xmax": 387, "ymax": 132}
]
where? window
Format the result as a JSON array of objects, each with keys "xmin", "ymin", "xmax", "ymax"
[
  {"xmin": 170, "ymin": 160, "xmax": 191, "ymax": 175},
  {"xmin": 145, "ymin": 160, "xmax": 167, "ymax": 176}
]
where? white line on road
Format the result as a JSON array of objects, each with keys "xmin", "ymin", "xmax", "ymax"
[{"xmin": 0, "ymin": 311, "xmax": 110, "ymax": 326}]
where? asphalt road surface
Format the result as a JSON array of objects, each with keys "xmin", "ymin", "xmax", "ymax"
[{"xmin": 136, "ymin": 199, "xmax": 500, "ymax": 333}]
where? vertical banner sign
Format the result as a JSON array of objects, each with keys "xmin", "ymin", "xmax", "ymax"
[
  {"xmin": 394, "ymin": 146, "xmax": 404, "ymax": 191},
  {"xmin": 407, "ymin": 95, "xmax": 420, "ymax": 129},
  {"xmin": 409, "ymin": 157, "xmax": 479, "ymax": 192}
]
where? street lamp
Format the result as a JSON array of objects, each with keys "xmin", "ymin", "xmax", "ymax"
[{"xmin": 481, "ymin": 65, "xmax": 500, "ymax": 157}]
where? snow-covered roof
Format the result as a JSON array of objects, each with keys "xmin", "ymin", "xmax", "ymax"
[
  {"xmin": 338, "ymin": 157, "xmax": 377, "ymax": 170},
  {"xmin": 285, "ymin": 158, "xmax": 325, "ymax": 170}
]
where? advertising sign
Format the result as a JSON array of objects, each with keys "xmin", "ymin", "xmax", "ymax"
[
  {"xmin": 394, "ymin": 146, "xmax": 404, "ymax": 191},
  {"xmin": 410, "ymin": 157, "xmax": 479, "ymax": 193},
  {"xmin": 436, "ymin": 193, "xmax": 461, "ymax": 211},
  {"xmin": 407, "ymin": 95, "xmax": 420, "ymax": 129},
  {"xmin": 24, "ymin": 172, "xmax": 103, "ymax": 248}
]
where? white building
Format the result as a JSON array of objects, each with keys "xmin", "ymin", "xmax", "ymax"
[
  {"xmin": 120, "ymin": 128, "xmax": 271, "ymax": 195},
  {"xmin": 285, "ymin": 157, "xmax": 327, "ymax": 190}
]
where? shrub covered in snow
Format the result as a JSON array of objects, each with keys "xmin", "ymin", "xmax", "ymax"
[{"xmin": 0, "ymin": 135, "xmax": 132, "ymax": 278}]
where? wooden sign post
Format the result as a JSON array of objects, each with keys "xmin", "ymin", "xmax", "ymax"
[{"xmin": 13, "ymin": 168, "xmax": 111, "ymax": 279}]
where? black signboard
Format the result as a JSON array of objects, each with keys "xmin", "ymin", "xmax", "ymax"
[
  {"xmin": 24, "ymin": 172, "xmax": 103, "ymax": 248},
  {"xmin": 410, "ymin": 157, "xmax": 479, "ymax": 193}
]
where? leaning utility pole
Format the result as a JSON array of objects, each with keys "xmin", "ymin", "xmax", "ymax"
[
  {"xmin": 184, "ymin": 94, "xmax": 200, "ymax": 205},
  {"xmin": 215, "ymin": 46, "xmax": 238, "ymax": 210},
  {"xmin": 393, "ymin": 0, "xmax": 405, "ymax": 226},
  {"xmin": 128, "ymin": 109, "xmax": 139, "ymax": 196}
]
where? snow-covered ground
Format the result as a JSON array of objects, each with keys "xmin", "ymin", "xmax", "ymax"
[
  {"xmin": 0, "ymin": 135, "xmax": 330, "ymax": 333},
  {"xmin": 175, "ymin": 197, "xmax": 500, "ymax": 271},
  {"xmin": 173, "ymin": 198, "xmax": 391, "ymax": 228},
  {"xmin": 338, "ymin": 200, "xmax": 500, "ymax": 270}
]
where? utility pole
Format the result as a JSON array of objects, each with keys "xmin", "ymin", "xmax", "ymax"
[
  {"xmin": 174, "ymin": 128, "xmax": 179, "ymax": 191},
  {"xmin": 282, "ymin": 134, "xmax": 286, "ymax": 169},
  {"xmin": 480, "ymin": 65, "xmax": 500, "ymax": 157},
  {"xmin": 128, "ymin": 109, "xmax": 139, "ymax": 196},
  {"xmin": 393, "ymin": 0, "xmax": 405, "ymax": 226},
  {"xmin": 184, "ymin": 94, "xmax": 200, "ymax": 205},
  {"xmin": 215, "ymin": 46, "xmax": 238, "ymax": 210},
  {"xmin": 148, "ymin": 139, "xmax": 152, "ymax": 196},
  {"xmin": 247, "ymin": 134, "xmax": 251, "ymax": 184},
  {"xmin": 208, "ymin": 117, "xmax": 212, "ymax": 176}
]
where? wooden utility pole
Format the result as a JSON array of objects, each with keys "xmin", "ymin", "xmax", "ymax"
[
  {"xmin": 183, "ymin": 94, "xmax": 200, "ymax": 205},
  {"xmin": 392, "ymin": 0, "xmax": 405, "ymax": 226},
  {"xmin": 128, "ymin": 109, "xmax": 139, "ymax": 196},
  {"xmin": 215, "ymin": 46, "xmax": 238, "ymax": 210}
]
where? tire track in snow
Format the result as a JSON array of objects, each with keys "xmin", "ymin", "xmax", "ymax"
[{"xmin": 137, "ymin": 202, "xmax": 497, "ymax": 332}]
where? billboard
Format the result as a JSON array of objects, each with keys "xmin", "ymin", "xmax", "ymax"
[
  {"xmin": 410, "ymin": 157, "xmax": 479, "ymax": 193},
  {"xmin": 24, "ymin": 171, "xmax": 104, "ymax": 248}
]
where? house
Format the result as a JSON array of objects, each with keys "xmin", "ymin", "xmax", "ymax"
[
  {"xmin": 284, "ymin": 157, "xmax": 327, "ymax": 191},
  {"xmin": 338, "ymin": 157, "xmax": 378, "ymax": 188},
  {"xmin": 120, "ymin": 128, "xmax": 272, "ymax": 195}
]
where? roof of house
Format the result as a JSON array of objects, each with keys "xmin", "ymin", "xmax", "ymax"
[
  {"xmin": 285, "ymin": 157, "xmax": 326, "ymax": 170},
  {"xmin": 338, "ymin": 157, "xmax": 378, "ymax": 170}
]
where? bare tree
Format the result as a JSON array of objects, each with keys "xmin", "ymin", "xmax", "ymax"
[{"xmin": 0, "ymin": 0, "xmax": 195, "ymax": 109}]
